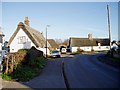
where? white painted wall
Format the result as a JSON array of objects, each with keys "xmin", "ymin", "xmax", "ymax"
[
  {"xmin": 37, "ymin": 48, "xmax": 50, "ymax": 55},
  {"xmin": 71, "ymin": 46, "xmax": 110, "ymax": 52},
  {"xmin": 93, "ymin": 46, "xmax": 110, "ymax": 51},
  {"xmin": 10, "ymin": 28, "xmax": 36, "ymax": 52}
]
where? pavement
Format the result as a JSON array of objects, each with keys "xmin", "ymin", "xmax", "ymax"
[{"xmin": 2, "ymin": 80, "xmax": 31, "ymax": 89}]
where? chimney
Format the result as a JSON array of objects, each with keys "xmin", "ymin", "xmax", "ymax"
[
  {"xmin": 24, "ymin": 17, "xmax": 29, "ymax": 26},
  {"xmin": 88, "ymin": 34, "xmax": 93, "ymax": 40}
]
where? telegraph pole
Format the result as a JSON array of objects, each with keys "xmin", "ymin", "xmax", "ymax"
[
  {"xmin": 107, "ymin": 4, "xmax": 112, "ymax": 49},
  {"xmin": 46, "ymin": 25, "xmax": 50, "ymax": 59}
]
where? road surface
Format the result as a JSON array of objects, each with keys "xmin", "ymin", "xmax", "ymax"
[
  {"xmin": 63, "ymin": 53, "xmax": 119, "ymax": 88},
  {"xmin": 2, "ymin": 53, "xmax": 120, "ymax": 88}
]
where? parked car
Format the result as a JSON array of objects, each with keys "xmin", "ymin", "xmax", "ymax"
[
  {"xmin": 51, "ymin": 50, "xmax": 61, "ymax": 58},
  {"xmin": 61, "ymin": 48, "xmax": 66, "ymax": 54}
]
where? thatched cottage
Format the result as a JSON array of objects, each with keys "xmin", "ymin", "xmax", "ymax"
[
  {"xmin": 69, "ymin": 34, "xmax": 110, "ymax": 52},
  {"xmin": 7, "ymin": 17, "xmax": 51, "ymax": 55}
]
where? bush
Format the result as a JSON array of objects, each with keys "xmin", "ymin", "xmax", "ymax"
[
  {"xmin": 77, "ymin": 48, "xmax": 84, "ymax": 53},
  {"xmin": 11, "ymin": 57, "xmax": 45, "ymax": 81},
  {"xmin": 11, "ymin": 65, "xmax": 37, "ymax": 81},
  {"xmin": 28, "ymin": 48, "xmax": 43, "ymax": 58},
  {"xmin": 11, "ymin": 57, "xmax": 46, "ymax": 81},
  {"xmin": 2, "ymin": 47, "xmax": 46, "ymax": 82},
  {"xmin": 28, "ymin": 57, "xmax": 46, "ymax": 69},
  {"xmin": 17, "ymin": 49, "xmax": 28, "ymax": 54},
  {"xmin": 71, "ymin": 48, "xmax": 84, "ymax": 55}
]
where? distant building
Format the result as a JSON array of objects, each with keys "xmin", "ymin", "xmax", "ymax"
[
  {"xmin": 47, "ymin": 39, "xmax": 59, "ymax": 51},
  {"xmin": 0, "ymin": 29, "xmax": 5, "ymax": 50},
  {"xmin": 7, "ymin": 17, "xmax": 51, "ymax": 55},
  {"xmin": 69, "ymin": 34, "xmax": 110, "ymax": 52}
]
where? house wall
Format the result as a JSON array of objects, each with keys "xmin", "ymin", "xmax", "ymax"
[
  {"xmin": 37, "ymin": 48, "xmax": 50, "ymax": 55},
  {"xmin": 10, "ymin": 28, "xmax": 35, "ymax": 52},
  {"xmin": 0, "ymin": 35, "xmax": 4, "ymax": 50},
  {"xmin": 71, "ymin": 46, "xmax": 110, "ymax": 52},
  {"xmin": 71, "ymin": 47, "xmax": 92, "ymax": 52},
  {"xmin": 93, "ymin": 46, "xmax": 110, "ymax": 51}
]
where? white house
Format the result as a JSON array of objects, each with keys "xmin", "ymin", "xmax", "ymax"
[
  {"xmin": 69, "ymin": 34, "xmax": 110, "ymax": 52},
  {"xmin": 7, "ymin": 17, "xmax": 51, "ymax": 55}
]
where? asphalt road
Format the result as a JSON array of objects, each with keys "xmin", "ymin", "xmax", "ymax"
[
  {"xmin": 22, "ymin": 58, "xmax": 66, "ymax": 89},
  {"xmin": 2, "ymin": 53, "xmax": 120, "ymax": 88},
  {"xmin": 63, "ymin": 53, "xmax": 120, "ymax": 88}
]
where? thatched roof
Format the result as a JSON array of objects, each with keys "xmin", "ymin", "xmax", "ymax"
[
  {"xmin": 47, "ymin": 39, "xmax": 59, "ymax": 49},
  {"xmin": 7, "ymin": 22, "xmax": 50, "ymax": 48},
  {"xmin": 69, "ymin": 37, "xmax": 110, "ymax": 47}
]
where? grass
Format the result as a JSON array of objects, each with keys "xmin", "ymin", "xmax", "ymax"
[
  {"xmin": 106, "ymin": 56, "xmax": 120, "ymax": 62},
  {"xmin": 2, "ymin": 57, "xmax": 46, "ymax": 82},
  {"xmin": 71, "ymin": 50, "xmax": 109, "ymax": 55},
  {"xmin": 1, "ymin": 73, "xmax": 12, "ymax": 81},
  {"xmin": 71, "ymin": 52, "xmax": 83, "ymax": 55},
  {"xmin": 98, "ymin": 55, "xmax": 120, "ymax": 69}
]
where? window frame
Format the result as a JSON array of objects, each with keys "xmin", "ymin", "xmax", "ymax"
[{"xmin": 18, "ymin": 36, "xmax": 26, "ymax": 44}]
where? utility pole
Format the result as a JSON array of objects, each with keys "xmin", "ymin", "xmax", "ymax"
[
  {"xmin": 107, "ymin": 4, "xmax": 112, "ymax": 49},
  {"xmin": 46, "ymin": 25, "xmax": 50, "ymax": 59}
]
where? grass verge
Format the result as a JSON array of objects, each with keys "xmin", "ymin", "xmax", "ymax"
[
  {"xmin": 98, "ymin": 55, "xmax": 120, "ymax": 69},
  {"xmin": 2, "ymin": 57, "xmax": 46, "ymax": 82}
]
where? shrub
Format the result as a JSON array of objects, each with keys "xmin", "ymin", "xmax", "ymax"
[
  {"xmin": 11, "ymin": 65, "xmax": 37, "ymax": 81},
  {"xmin": 71, "ymin": 47, "xmax": 84, "ymax": 55},
  {"xmin": 18, "ymin": 49, "xmax": 28, "ymax": 54},
  {"xmin": 28, "ymin": 57, "xmax": 46, "ymax": 69},
  {"xmin": 2, "ymin": 47, "xmax": 46, "ymax": 81},
  {"xmin": 77, "ymin": 47, "xmax": 84, "ymax": 53},
  {"xmin": 10, "ymin": 57, "xmax": 46, "ymax": 81}
]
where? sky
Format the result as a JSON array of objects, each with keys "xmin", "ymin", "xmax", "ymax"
[
  {"xmin": 0, "ymin": 1, "xmax": 118, "ymax": 41},
  {"xmin": 118, "ymin": 2, "xmax": 120, "ymax": 41}
]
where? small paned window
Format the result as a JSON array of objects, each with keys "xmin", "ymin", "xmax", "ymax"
[{"xmin": 18, "ymin": 36, "xmax": 26, "ymax": 44}]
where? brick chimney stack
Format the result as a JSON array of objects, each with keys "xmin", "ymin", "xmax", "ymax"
[
  {"xmin": 24, "ymin": 17, "xmax": 29, "ymax": 26},
  {"xmin": 88, "ymin": 34, "xmax": 93, "ymax": 40}
]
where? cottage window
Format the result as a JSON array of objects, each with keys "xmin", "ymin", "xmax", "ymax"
[
  {"xmin": 18, "ymin": 36, "xmax": 26, "ymax": 44},
  {"xmin": 106, "ymin": 46, "xmax": 109, "ymax": 49}
]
